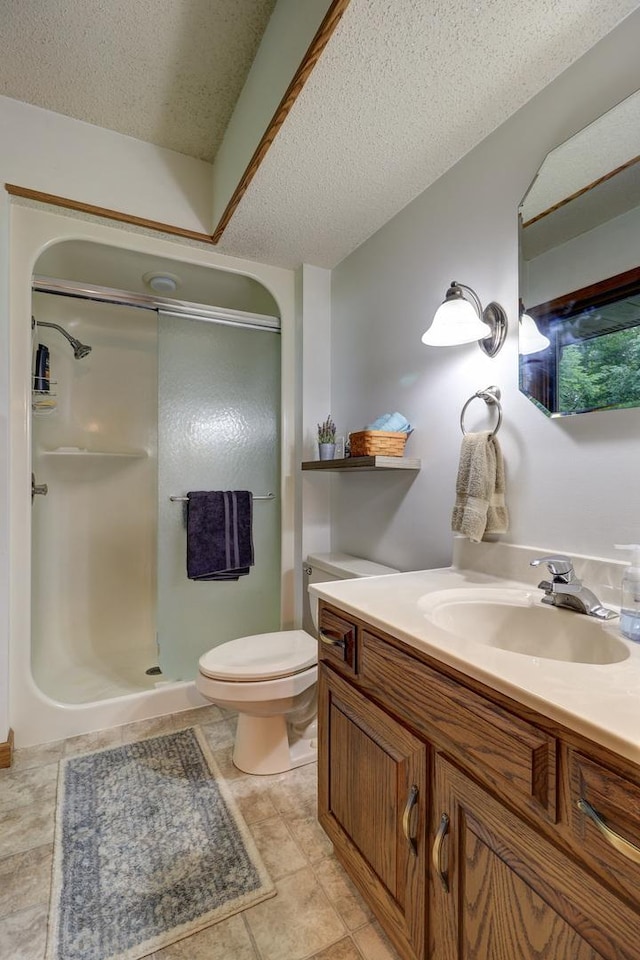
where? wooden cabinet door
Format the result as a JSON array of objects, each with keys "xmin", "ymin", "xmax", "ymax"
[
  {"xmin": 318, "ymin": 664, "xmax": 427, "ymax": 960},
  {"xmin": 431, "ymin": 755, "xmax": 638, "ymax": 960}
]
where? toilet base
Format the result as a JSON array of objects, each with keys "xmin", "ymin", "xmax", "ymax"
[{"xmin": 232, "ymin": 712, "xmax": 316, "ymax": 776}]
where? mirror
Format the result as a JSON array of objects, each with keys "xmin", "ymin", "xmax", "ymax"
[{"xmin": 518, "ymin": 88, "xmax": 640, "ymax": 416}]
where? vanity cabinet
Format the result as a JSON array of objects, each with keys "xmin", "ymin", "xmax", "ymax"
[
  {"xmin": 318, "ymin": 666, "xmax": 428, "ymax": 960},
  {"xmin": 563, "ymin": 749, "xmax": 640, "ymax": 906},
  {"xmin": 432, "ymin": 756, "xmax": 636, "ymax": 960},
  {"xmin": 317, "ymin": 601, "xmax": 640, "ymax": 960}
]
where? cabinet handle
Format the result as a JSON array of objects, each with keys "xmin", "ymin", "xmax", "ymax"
[
  {"xmin": 577, "ymin": 798, "xmax": 640, "ymax": 865},
  {"xmin": 432, "ymin": 813, "xmax": 450, "ymax": 892},
  {"xmin": 402, "ymin": 784, "xmax": 419, "ymax": 856},
  {"xmin": 319, "ymin": 630, "xmax": 347, "ymax": 651}
]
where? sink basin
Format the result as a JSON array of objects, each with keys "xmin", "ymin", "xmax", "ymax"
[{"xmin": 420, "ymin": 588, "xmax": 629, "ymax": 664}]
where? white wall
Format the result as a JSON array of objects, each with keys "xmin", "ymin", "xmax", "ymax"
[
  {"xmin": 292, "ymin": 263, "xmax": 332, "ymax": 620},
  {"xmin": 331, "ymin": 9, "xmax": 640, "ymax": 572},
  {"xmin": 526, "ymin": 203, "xmax": 640, "ymax": 306},
  {"xmin": 0, "ymin": 96, "xmax": 213, "ymax": 233},
  {"xmin": 300, "ymin": 264, "xmax": 332, "ymax": 558}
]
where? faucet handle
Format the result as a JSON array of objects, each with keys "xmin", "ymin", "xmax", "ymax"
[{"xmin": 530, "ymin": 554, "xmax": 575, "ymax": 579}]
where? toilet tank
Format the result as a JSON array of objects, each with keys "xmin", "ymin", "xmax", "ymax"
[{"xmin": 302, "ymin": 553, "xmax": 399, "ymax": 635}]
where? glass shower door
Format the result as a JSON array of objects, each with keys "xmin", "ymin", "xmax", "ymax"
[{"xmin": 157, "ymin": 312, "xmax": 281, "ymax": 681}]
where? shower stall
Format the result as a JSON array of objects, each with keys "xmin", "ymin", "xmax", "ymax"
[
  {"xmin": 31, "ymin": 291, "xmax": 160, "ymax": 703},
  {"xmin": 10, "ymin": 209, "xmax": 295, "ymax": 746}
]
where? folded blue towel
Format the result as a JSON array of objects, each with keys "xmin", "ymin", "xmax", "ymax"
[
  {"xmin": 186, "ymin": 490, "xmax": 254, "ymax": 581},
  {"xmin": 366, "ymin": 411, "xmax": 411, "ymax": 432}
]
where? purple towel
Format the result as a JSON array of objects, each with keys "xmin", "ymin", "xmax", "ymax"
[{"xmin": 186, "ymin": 491, "xmax": 254, "ymax": 581}]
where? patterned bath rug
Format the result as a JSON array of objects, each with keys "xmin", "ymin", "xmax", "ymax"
[{"xmin": 46, "ymin": 727, "xmax": 275, "ymax": 960}]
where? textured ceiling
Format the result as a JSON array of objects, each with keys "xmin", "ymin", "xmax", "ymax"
[
  {"xmin": 522, "ymin": 87, "xmax": 640, "ymax": 221},
  {"xmin": 0, "ymin": 0, "xmax": 276, "ymax": 162},
  {"xmin": 217, "ymin": 0, "xmax": 639, "ymax": 267},
  {"xmin": 0, "ymin": 0, "xmax": 638, "ymax": 269}
]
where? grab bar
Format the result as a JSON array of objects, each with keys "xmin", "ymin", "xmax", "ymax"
[{"xmin": 170, "ymin": 493, "xmax": 275, "ymax": 502}]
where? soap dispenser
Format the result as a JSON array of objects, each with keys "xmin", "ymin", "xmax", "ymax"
[{"xmin": 614, "ymin": 544, "xmax": 640, "ymax": 642}]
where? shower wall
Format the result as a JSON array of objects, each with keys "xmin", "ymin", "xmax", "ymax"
[{"xmin": 31, "ymin": 293, "xmax": 158, "ymax": 703}]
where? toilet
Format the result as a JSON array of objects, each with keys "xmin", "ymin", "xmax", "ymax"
[{"xmin": 196, "ymin": 553, "xmax": 398, "ymax": 775}]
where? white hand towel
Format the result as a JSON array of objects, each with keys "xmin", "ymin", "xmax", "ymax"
[{"xmin": 451, "ymin": 432, "xmax": 509, "ymax": 542}]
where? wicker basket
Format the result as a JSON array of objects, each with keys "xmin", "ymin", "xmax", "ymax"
[{"xmin": 349, "ymin": 430, "xmax": 408, "ymax": 457}]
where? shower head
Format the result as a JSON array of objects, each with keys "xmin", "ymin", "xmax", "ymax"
[
  {"xmin": 35, "ymin": 320, "xmax": 92, "ymax": 359},
  {"xmin": 70, "ymin": 338, "xmax": 92, "ymax": 359}
]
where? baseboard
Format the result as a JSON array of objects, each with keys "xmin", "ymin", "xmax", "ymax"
[{"xmin": 0, "ymin": 729, "xmax": 14, "ymax": 768}]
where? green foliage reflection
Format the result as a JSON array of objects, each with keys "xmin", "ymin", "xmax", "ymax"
[{"xmin": 558, "ymin": 325, "xmax": 640, "ymax": 413}]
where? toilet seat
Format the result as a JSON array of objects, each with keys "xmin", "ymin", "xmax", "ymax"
[{"xmin": 199, "ymin": 629, "xmax": 316, "ymax": 682}]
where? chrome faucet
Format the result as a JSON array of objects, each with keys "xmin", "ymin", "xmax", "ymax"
[{"xmin": 530, "ymin": 555, "xmax": 618, "ymax": 621}]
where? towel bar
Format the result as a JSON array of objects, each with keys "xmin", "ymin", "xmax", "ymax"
[
  {"xmin": 170, "ymin": 493, "xmax": 275, "ymax": 502},
  {"xmin": 460, "ymin": 386, "xmax": 502, "ymax": 437}
]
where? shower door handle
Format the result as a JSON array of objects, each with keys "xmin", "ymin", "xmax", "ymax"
[{"xmin": 31, "ymin": 473, "xmax": 48, "ymax": 501}]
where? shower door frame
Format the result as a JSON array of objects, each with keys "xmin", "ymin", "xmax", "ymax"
[{"xmin": 7, "ymin": 204, "xmax": 298, "ymax": 747}]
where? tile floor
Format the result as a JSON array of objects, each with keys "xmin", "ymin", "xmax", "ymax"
[{"xmin": 0, "ymin": 705, "xmax": 402, "ymax": 960}]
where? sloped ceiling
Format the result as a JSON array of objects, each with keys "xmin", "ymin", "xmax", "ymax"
[
  {"xmin": 0, "ymin": 0, "xmax": 638, "ymax": 268},
  {"xmin": 0, "ymin": 0, "xmax": 277, "ymax": 162},
  {"xmin": 215, "ymin": 0, "xmax": 639, "ymax": 267}
]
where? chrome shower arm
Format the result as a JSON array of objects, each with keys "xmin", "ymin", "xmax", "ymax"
[
  {"xmin": 33, "ymin": 319, "xmax": 92, "ymax": 359},
  {"xmin": 35, "ymin": 319, "xmax": 74, "ymax": 345}
]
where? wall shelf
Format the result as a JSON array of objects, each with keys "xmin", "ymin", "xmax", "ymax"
[{"xmin": 302, "ymin": 456, "xmax": 421, "ymax": 472}]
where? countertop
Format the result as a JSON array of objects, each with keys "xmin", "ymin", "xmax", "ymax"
[{"xmin": 310, "ymin": 563, "xmax": 640, "ymax": 766}]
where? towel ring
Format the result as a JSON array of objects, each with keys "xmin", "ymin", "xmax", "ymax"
[{"xmin": 460, "ymin": 386, "xmax": 502, "ymax": 437}]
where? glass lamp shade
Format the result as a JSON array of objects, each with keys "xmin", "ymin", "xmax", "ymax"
[
  {"xmin": 519, "ymin": 313, "xmax": 551, "ymax": 355},
  {"xmin": 422, "ymin": 297, "xmax": 492, "ymax": 346}
]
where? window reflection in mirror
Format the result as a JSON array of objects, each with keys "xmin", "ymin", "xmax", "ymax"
[{"xmin": 519, "ymin": 88, "xmax": 640, "ymax": 417}]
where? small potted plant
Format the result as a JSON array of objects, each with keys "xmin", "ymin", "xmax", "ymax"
[{"xmin": 317, "ymin": 415, "xmax": 337, "ymax": 460}]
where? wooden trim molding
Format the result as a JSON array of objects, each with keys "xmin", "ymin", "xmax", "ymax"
[
  {"xmin": 522, "ymin": 153, "xmax": 640, "ymax": 229},
  {"xmin": 5, "ymin": 0, "xmax": 352, "ymax": 247},
  {"xmin": 0, "ymin": 729, "xmax": 14, "ymax": 769},
  {"xmin": 211, "ymin": 0, "xmax": 352, "ymax": 242},
  {"xmin": 5, "ymin": 183, "xmax": 215, "ymax": 244}
]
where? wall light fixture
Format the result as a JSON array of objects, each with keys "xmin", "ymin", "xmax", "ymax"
[
  {"xmin": 519, "ymin": 310, "xmax": 551, "ymax": 355},
  {"xmin": 421, "ymin": 280, "xmax": 508, "ymax": 357}
]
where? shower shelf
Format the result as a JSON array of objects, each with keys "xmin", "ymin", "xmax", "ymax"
[
  {"xmin": 42, "ymin": 447, "xmax": 147, "ymax": 458},
  {"xmin": 32, "ymin": 386, "xmax": 58, "ymax": 415}
]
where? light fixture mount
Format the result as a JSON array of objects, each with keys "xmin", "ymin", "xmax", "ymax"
[{"xmin": 479, "ymin": 301, "xmax": 508, "ymax": 358}]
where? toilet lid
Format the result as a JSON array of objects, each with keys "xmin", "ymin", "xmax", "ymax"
[{"xmin": 198, "ymin": 629, "xmax": 317, "ymax": 681}]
